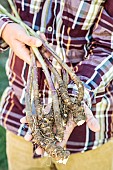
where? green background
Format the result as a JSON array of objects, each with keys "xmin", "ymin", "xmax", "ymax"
[
  {"xmin": 0, "ymin": 1, "xmax": 10, "ymax": 170},
  {"xmin": 0, "ymin": 50, "xmax": 9, "ymax": 170}
]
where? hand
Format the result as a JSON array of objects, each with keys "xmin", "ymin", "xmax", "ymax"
[
  {"xmin": 20, "ymin": 103, "xmax": 100, "ymax": 155},
  {"xmin": 1, "ymin": 23, "xmax": 42, "ymax": 66}
]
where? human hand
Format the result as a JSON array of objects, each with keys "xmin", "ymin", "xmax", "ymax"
[
  {"xmin": 1, "ymin": 23, "xmax": 42, "ymax": 66},
  {"xmin": 20, "ymin": 102, "xmax": 100, "ymax": 155}
]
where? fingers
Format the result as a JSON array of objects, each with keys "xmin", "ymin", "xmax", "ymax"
[
  {"xmin": 12, "ymin": 40, "xmax": 42, "ymax": 66},
  {"xmin": 24, "ymin": 128, "xmax": 32, "ymax": 141},
  {"xmin": 84, "ymin": 103, "xmax": 100, "ymax": 132},
  {"xmin": 24, "ymin": 130, "xmax": 44, "ymax": 155},
  {"xmin": 86, "ymin": 117, "xmax": 100, "ymax": 132},
  {"xmin": 2, "ymin": 23, "xmax": 42, "ymax": 48},
  {"xmin": 10, "ymin": 39, "xmax": 31, "ymax": 64},
  {"xmin": 2, "ymin": 23, "xmax": 42, "ymax": 65},
  {"xmin": 20, "ymin": 116, "xmax": 44, "ymax": 155},
  {"xmin": 15, "ymin": 24, "xmax": 42, "ymax": 47},
  {"xmin": 20, "ymin": 116, "xmax": 27, "ymax": 123},
  {"xmin": 20, "ymin": 101, "xmax": 100, "ymax": 155},
  {"xmin": 20, "ymin": 115, "xmax": 74, "ymax": 149},
  {"xmin": 20, "ymin": 116, "xmax": 32, "ymax": 141},
  {"xmin": 24, "ymin": 131, "xmax": 44, "ymax": 155},
  {"xmin": 37, "ymin": 31, "xmax": 47, "ymax": 41},
  {"xmin": 57, "ymin": 118, "xmax": 76, "ymax": 148},
  {"xmin": 35, "ymin": 147, "xmax": 44, "ymax": 155},
  {"xmin": 2, "ymin": 23, "xmax": 51, "ymax": 66}
]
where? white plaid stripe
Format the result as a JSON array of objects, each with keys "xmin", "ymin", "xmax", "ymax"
[
  {"xmin": 111, "ymin": 32, "xmax": 113, "ymax": 49},
  {"xmin": 30, "ymin": 0, "xmax": 43, "ymax": 14},
  {"xmin": 82, "ymin": 0, "xmax": 105, "ymax": 30}
]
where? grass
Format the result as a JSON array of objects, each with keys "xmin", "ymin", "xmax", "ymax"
[
  {"xmin": 0, "ymin": 127, "xmax": 8, "ymax": 170},
  {"xmin": 0, "ymin": 2, "xmax": 10, "ymax": 170},
  {"xmin": 0, "ymin": 0, "xmax": 10, "ymax": 98},
  {"xmin": 0, "ymin": 50, "xmax": 9, "ymax": 170},
  {"xmin": 0, "ymin": 1, "xmax": 11, "ymax": 12},
  {"xmin": 0, "ymin": 51, "xmax": 9, "ymax": 96}
]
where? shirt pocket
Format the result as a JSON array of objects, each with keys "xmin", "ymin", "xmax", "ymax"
[{"xmin": 62, "ymin": 0, "xmax": 106, "ymax": 30}]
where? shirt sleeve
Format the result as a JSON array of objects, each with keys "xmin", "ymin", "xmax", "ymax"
[
  {"xmin": 0, "ymin": 14, "xmax": 13, "ymax": 52},
  {"xmin": 68, "ymin": 51, "xmax": 113, "ymax": 108},
  {"xmin": 73, "ymin": 54, "xmax": 112, "ymax": 104},
  {"xmin": 68, "ymin": 4, "xmax": 113, "ymax": 108}
]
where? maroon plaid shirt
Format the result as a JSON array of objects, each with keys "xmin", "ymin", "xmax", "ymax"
[{"xmin": 0, "ymin": 0, "xmax": 113, "ymax": 155}]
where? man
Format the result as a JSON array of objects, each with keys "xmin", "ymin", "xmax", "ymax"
[{"xmin": 0, "ymin": 0, "xmax": 113, "ymax": 169}]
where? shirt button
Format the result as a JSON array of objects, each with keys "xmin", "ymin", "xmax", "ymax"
[{"xmin": 47, "ymin": 26, "xmax": 53, "ymax": 32}]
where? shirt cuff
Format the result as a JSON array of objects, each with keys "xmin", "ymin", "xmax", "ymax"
[{"xmin": 0, "ymin": 15, "xmax": 13, "ymax": 52}]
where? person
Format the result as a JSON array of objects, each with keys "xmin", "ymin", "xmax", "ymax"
[{"xmin": 0, "ymin": 0, "xmax": 113, "ymax": 169}]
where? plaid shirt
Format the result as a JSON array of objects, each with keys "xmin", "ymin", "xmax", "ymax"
[{"xmin": 0, "ymin": 0, "xmax": 113, "ymax": 154}]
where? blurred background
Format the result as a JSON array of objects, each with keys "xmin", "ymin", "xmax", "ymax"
[
  {"xmin": 0, "ymin": 1, "xmax": 10, "ymax": 170},
  {"xmin": 0, "ymin": 50, "xmax": 8, "ymax": 170}
]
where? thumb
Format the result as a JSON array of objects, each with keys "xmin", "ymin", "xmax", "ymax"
[
  {"xmin": 84, "ymin": 103, "xmax": 100, "ymax": 132},
  {"xmin": 16, "ymin": 31, "xmax": 42, "ymax": 47}
]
